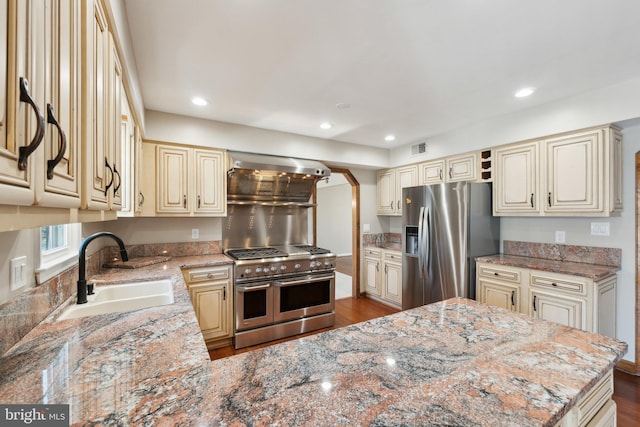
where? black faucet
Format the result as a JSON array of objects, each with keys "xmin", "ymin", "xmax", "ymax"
[{"xmin": 77, "ymin": 232, "xmax": 129, "ymax": 304}]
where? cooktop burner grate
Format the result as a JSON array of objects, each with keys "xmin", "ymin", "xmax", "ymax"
[
  {"xmin": 226, "ymin": 247, "xmax": 288, "ymax": 260},
  {"xmin": 293, "ymin": 244, "xmax": 332, "ymax": 255}
]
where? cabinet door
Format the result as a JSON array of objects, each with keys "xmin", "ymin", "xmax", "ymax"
[
  {"xmin": 545, "ymin": 130, "xmax": 601, "ymax": 213},
  {"xmin": 494, "ymin": 142, "xmax": 539, "ymax": 214},
  {"xmin": 610, "ymin": 129, "xmax": 623, "ymax": 211},
  {"xmin": 156, "ymin": 145, "xmax": 189, "ymax": 214},
  {"xmin": 364, "ymin": 256, "xmax": 381, "ymax": 296},
  {"xmin": 189, "ymin": 282, "xmax": 232, "ymax": 341},
  {"xmin": 477, "ymin": 278, "xmax": 519, "ymax": 312},
  {"xmin": 395, "ymin": 165, "xmax": 417, "ymax": 215},
  {"xmin": 194, "ymin": 149, "xmax": 226, "ymax": 215},
  {"xmin": 107, "ymin": 34, "xmax": 122, "ymax": 209},
  {"xmin": 38, "ymin": 0, "xmax": 80, "ymax": 207},
  {"xmin": 383, "ymin": 261, "xmax": 402, "ymax": 305},
  {"xmin": 446, "ymin": 153, "xmax": 476, "ymax": 182},
  {"xmin": 376, "ymin": 169, "xmax": 395, "ymax": 215},
  {"xmin": 419, "ymin": 160, "xmax": 444, "ymax": 185},
  {"xmin": 82, "ymin": 0, "xmax": 110, "ymax": 209},
  {"xmin": 530, "ymin": 289, "xmax": 586, "ymax": 330},
  {"xmin": 0, "ymin": 0, "xmax": 38, "ymax": 206},
  {"xmin": 133, "ymin": 125, "xmax": 143, "ymax": 214}
]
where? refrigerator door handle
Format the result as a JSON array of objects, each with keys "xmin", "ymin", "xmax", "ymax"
[
  {"xmin": 418, "ymin": 206, "xmax": 425, "ymax": 279},
  {"xmin": 418, "ymin": 206, "xmax": 429, "ymax": 280}
]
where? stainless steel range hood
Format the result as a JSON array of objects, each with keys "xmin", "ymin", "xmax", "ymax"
[{"xmin": 227, "ymin": 151, "xmax": 330, "ymax": 205}]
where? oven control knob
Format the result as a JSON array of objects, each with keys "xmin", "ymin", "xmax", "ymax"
[
  {"xmin": 324, "ymin": 261, "xmax": 331, "ymax": 268},
  {"xmin": 244, "ymin": 268, "xmax": 252, "ymax": 275},
  {"xmin": 310, "ymin": 261, "xmax": 317, "ymax": 268},
  {"xmin": 270, "ymin": 266, "xmax": 278, "ymax": 272},
  {"xmin": 294, "ymin": 263, "xmax": 301, "ymax": 270},
  {"xmin": 280, "ymin": 265, "xmax": 287, "ymax": 271},
  {"xmin": 255, "ymin": 267, "xmax": 263, "ymax": 274}
]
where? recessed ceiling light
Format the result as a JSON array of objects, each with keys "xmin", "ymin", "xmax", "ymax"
[
  {"xmin": 320, "ymin": 122, "xmax": 333, "ymax": 130},
  {"xmin": 385, "ymin": 134, "xmax": 396, "ymax": 142},
  {"xmin": 514, "ymin": 87, "xmax": 535, "ymax": 98},
  {"xmin": 191, "ymin": 96, "xmax": 209, "ymax": 106},
  {"xmin": 335, "ymin": 103, "xmax": 351, "ymax": 109}
]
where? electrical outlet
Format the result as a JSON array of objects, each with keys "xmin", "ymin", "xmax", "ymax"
[
  {"xmin": 191, "ymin": 228, "xmax": 199, "ymax": 239},
  {"xmin": 590, "ymin": 222, "xmax": 610, "ymax": 236},
  {"xmin": 555, "ymin": 231, "xmax": 566, "ymax": 244},
  {"xmin": 363, "ymin": 224, "xmax": 371, "ymax": 233},
  {"xmin": 10, "ymin": 256, "xmax": 27, "ymax": 291}
]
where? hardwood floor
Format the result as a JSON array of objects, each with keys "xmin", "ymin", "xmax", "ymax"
[{"xmin": 209, "ymin": 296, "xmax": 640, "ymax": 421}]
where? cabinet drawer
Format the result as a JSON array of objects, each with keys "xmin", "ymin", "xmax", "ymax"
[
  {"xmin": 364, "ymin": 248, "xmax": 382, "ymax": 258},
  {"xmin": 184, "ymin": 266, "xmax": 231, "ymax": 283},
  {"xmin": 577, "ymin": 370, "xmax": 614, "ymax": 427},
  {"xmin": 530, "ymin": 273, "xmax": 586, "ymax": 295},
  {"xmin": 478, "ymin": 264, "xmax": 521, "ymax": 283},
  {"xmin": 384, "ymin": 251, "xmax": 402, "ymax": 263}
]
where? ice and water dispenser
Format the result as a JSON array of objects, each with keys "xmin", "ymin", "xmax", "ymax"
[{"xmin": 405, "ymin": 226, "xmax": 418, "ymax": 256}]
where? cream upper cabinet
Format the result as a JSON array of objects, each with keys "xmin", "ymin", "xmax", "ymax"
[
  {"xmin": 0, "ymin": 0, "xmax": 81, "ymax": 208},
  {"xmin": 107, "ymin": 33, "xmax": 122, "ymax": 209},
  {"xmin": 80, "ymin": 0, "xmax": 111, "ymax": 210},
  {"xmin": 143, "ymin": 142, "xmax": 227, "ymax": 217},
  {"xmin": 494, "ymin": 126, "xmax": 622, "ymax": 217},
  {"xmin": 376, "ymin": 169, "xmax": 395, "ymax": 215},
  {"xmin": 377, "ymin": 165, "xmax": 417, "ymax": 216},
  {"xmin": 446, "ymin": 152, "xmax": 477, "ymax": 182},
  {"xmin": 493, "ymin": 142, "xmax": 540, "ymax": 215},
  {"xmin": 133, "ymin": 125, "xmax": 144, "ymax": 214},
  {"xmin": 419, "ymin": 160, "xmax": 445, "ymax": 185}
]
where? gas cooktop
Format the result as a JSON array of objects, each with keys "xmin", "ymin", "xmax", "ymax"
[{"xmin": 225, "ymin": 245, "xmax": 333, "ymax": 261}]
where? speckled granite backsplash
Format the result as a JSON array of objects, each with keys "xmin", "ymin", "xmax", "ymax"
[
  {"xmin": 0, "ymin": 240, "xmax": 222, "ymax": 357},
  {"xmin": 362, "ymin": 233, "xmax": 401, "ymax": 248},
  {"xmin": 503, "ymin": 240, "xmax": 621, "ymax": 268}
]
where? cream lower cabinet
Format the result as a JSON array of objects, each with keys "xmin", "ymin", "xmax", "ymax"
[
  {"xmin": 382, "ymin": 251, "xmax": 402, "ymax": 306},
  {"xmin": 364, "ymin": 248, "xmax": 382, "ymax": 296},
  {"xmin": 477, "ymin": 261, "xmax": 616, "ymax": 337},
  {"xmin": 182, "ymin": 265, "xmax": 234, "ymax": 350},
  {"xmin": 364, "ymin": 248, "xmax": 402, "ymax": 308},
  {"xmin": 140, "ymin": 142, "xmax": 227, "ymax": 217}
]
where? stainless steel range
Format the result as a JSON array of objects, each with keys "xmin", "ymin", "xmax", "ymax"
[
  {"xmin": 223, "ymin": 151, "xmax": 337, "ymax": 348},
  {"xmin": 226, "ymin": 245, "xmax": 336, "ymax": 349}
]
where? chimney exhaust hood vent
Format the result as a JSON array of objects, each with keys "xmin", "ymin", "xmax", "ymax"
[{"xmin": 227, "ymin": 151, "xmax": 331, "ymax": 206}]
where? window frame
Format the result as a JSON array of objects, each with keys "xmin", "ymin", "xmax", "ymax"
[{"xmin": 36, "ymin": 223, "xmax": 81, "ymax": 285}]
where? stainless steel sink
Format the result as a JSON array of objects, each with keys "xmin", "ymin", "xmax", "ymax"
[{"xmin": 57, "ymin": 279, "xmax": 174, "ymax": 321}]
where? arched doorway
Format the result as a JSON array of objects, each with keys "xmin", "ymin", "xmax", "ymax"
[{"xmin": 313, "ymin": 168, "xmax": 361, "ymax": 298}]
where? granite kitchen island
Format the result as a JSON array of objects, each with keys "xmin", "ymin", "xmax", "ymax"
[{"xmin": 0, "ymin": 257, "xmax": 627, "ymax": 426}]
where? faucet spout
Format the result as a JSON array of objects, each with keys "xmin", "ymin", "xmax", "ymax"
[{"xmin": 77, "ymin": 232, "xmax": 129, "ymax": 304}]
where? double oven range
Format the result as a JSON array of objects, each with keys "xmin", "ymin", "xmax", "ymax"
[{"xmin": 226, "ymin": 245, "xmax": 336, "ymax": 349}]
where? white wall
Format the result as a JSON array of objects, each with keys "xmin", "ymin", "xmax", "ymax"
[
  {"xmin": 317, "ymin": 180, "xmax": 352, "ymax": 255},
  {"xmin": 143, "ymin": 110, "xmax": 391, "ymax": 169}
]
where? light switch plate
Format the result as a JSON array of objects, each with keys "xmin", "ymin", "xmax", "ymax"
[
  {"xmin": 555, "ymin": 231, "xmax": 566, "ymax": 244},
  {"xmin": 191, "ymin": 228, "xmax": 199, "ymax": 239},
  {"xmin": 10, "ymin": 256, "xmax": 27, "ymax": 291},
  {"xmin": 591, "ymin": 222, "xmax": 610, "ymax": 236},
  {"xmin": 363, "ymin": 224, "xmax": 371, "ymax": 233}
]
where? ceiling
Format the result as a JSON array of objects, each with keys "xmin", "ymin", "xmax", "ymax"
[{"xmin": 124, "ymin": 0, "xmax": 640, "ymax": 149}]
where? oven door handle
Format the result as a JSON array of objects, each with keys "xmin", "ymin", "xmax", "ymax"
[
  {"xmin": 236, "ymin": 283, "xmax": 272, "ymax": 292},
  {"xmin": 274, "ymin": 274, "xmax": 334, "ymax": 287}
]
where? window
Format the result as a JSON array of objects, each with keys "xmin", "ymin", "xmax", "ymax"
[{"xmin": 36, "ymin": 223, "xmax": 81, "ymax": 284}]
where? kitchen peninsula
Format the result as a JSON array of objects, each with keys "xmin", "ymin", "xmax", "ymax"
[{"xmin": 0, "ymin": 258, "xmax": 626, "ymax": 426}]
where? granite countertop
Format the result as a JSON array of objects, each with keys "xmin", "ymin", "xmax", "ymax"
[
  {"xmin": 476, "ymin": 254, "xmax": 619, "ymax": 280},
  {"xmin": 364, "ymin": 243, "xmax": 402, "ymax": 252},
  {"xmin": 0, "ymin": 256, "xmax": 627, "ymax": 426}
]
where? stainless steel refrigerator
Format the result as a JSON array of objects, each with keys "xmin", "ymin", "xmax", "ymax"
[{"xmin": 402, "ymin": 181, "xmax": 500, "ymax": 310}]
